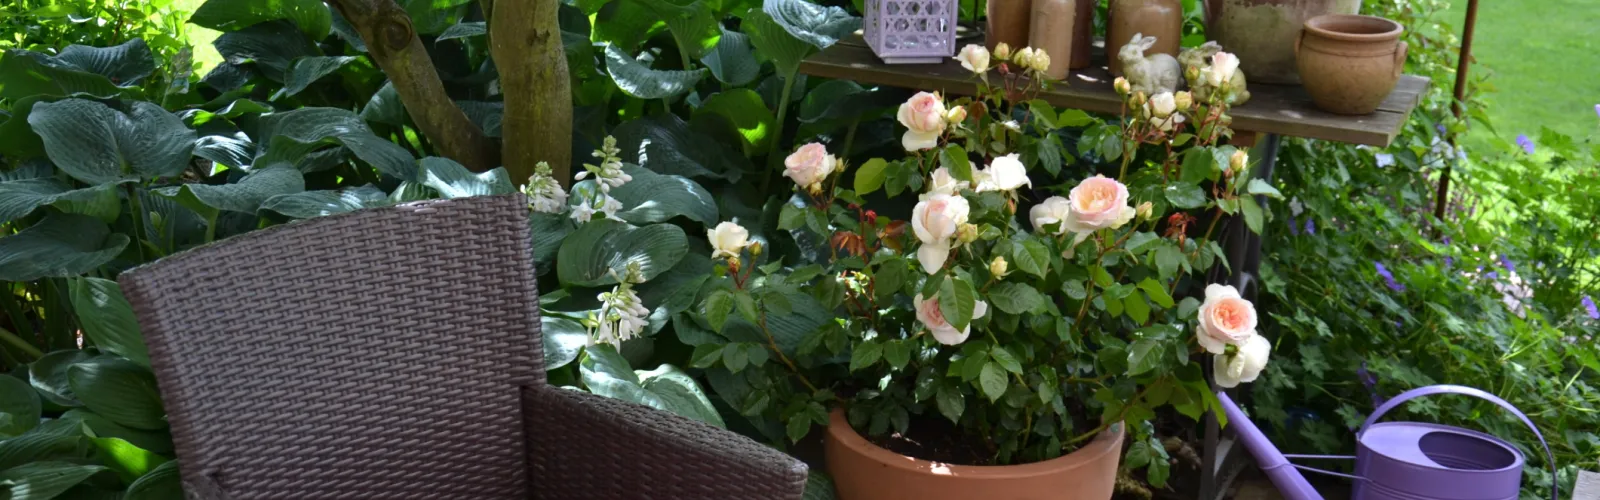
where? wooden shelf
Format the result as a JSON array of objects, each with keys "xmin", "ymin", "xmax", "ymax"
[{"xmin": 799, "ymin": 37, "xmax": 1429, "ymax": 147}]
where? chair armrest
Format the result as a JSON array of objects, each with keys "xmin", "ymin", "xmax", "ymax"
[{"xmin": 523, "ymin": 385, "xmax": 808, "ymax": 500}]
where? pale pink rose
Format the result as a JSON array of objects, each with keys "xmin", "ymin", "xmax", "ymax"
[
  {"xmin": 975, "ymin": 153, "xmax": 1031, "ymax": 192},
  {"xmin": 924, "ymin": 167, "xmax": 967, "ymax": 198},
  {"xmin": 1061, "ymin": 175, "xmax": 1136, "ymax": 239},
  {"xmin": 1208, "ymin": 52, "xmax": 1240, "ymax": 87},
  {"xmin": 1029, "ymin": 196, "xmax": 1072, "ymax": 235},
  {"xmin": 914, "ymin": 292, "xmax": 989, "ymax": 345},
  {"xmin": 1213, "ymin": 334, "xmax": 1270, "ymax": 388},
  {"xmin": 911, "ymin": 193, "xmax": 970, "ymax": 274},
  {"xmin": 897, "ymin": 92, "xmax": 948, "ymax": 151},
  {"xmin": 783, "ymin": 143, "xmax": 836, "ymax": 190},
  {"xmin": 953, "ymin": 44, "xmax": 991, "ymax": 74},
  {"xmin": 1196, "ymin": 284, "xmax": 1258, "ymax": 354}
]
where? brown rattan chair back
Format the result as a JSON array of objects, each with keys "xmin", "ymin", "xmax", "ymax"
[{"xmin": 120, "ymin": 195, "xmax": 541, "ymax": 499}]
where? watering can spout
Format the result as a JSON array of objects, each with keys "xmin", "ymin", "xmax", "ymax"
[{"xmin": 1216, "ymin": 391, "xmax": 1324, "ymax": 500}]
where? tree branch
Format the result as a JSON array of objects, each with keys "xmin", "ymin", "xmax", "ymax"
[
  {"xmin": 490, "ymin": 0, "xmax": 572, "ymax": 186},
  {"xmin": 329, "ymin": 0, "xmax": 500, "ymax": 172}
]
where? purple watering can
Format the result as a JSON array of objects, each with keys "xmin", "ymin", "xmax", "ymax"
[{"xmin": 1218, "ymin": 385, "xmax": 1557, "ymax": 500}]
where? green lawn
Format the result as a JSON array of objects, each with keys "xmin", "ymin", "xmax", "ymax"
[{"xmin": 1442, "ymin": 0, "xmax": 1600, "ymax": 147}]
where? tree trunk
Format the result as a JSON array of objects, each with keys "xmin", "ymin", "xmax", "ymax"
[
  {"xmin": 329, "ymin": 0, "xmax": 500, "ymax": 173},
  {"xmin": 490, "ymin": 0, "xmax": 572, "ymax": 186}
]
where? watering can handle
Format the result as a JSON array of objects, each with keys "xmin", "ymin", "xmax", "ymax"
[{"xmin": 1361, "ymin": 385, "xmax": 1558, "ymax": 500}]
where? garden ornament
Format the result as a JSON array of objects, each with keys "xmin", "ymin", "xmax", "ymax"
[
  {"xmin": 1118, "ymin": 34, "xmax": 1180, "ymax": 95},
  {"xmin": 1219, "ymin": 385, "xmax": 1557, "ymax": 500},
  {"xmin": 1178, "ymin": 41, "xmax": 1252, "ymax": 105}
]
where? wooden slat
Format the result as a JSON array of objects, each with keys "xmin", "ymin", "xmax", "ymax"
[{"xmin": 800, "ymin": 39, "xmax": 1429, "ymax": 147}]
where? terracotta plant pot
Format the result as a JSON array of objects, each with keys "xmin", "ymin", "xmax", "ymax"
[
  {"xmin": 1295, "ymin": 14, "xmax": 1407, "ymax": 115},
  {"xmin": 824, "ymin": 409, "xmax": 1125, "ymax": 500},
  {"xmin": 1205, "ymin": 0, "xmax": 1361, "ymax": 84}
]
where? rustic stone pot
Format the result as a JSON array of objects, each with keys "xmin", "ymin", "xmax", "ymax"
[
  {"xmin": 1205, "ymin": 0, "xmax": 1361, "ymax": 84},
  {"xmin": 824, "ymin": 409, "xmax": 1125, "ymax": 500},
  {"xmin": 1296, "ymin": 14, "xmax": 1407, "ymax": 115}
]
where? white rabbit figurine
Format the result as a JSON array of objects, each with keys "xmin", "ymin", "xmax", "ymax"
[{"xmin": 1118, "ymin": 33, "xmax": 1180, "ymax": 96}]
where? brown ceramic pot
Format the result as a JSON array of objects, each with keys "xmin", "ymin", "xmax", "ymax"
[
  {"xmin": 987, "ymin": 0, "xmax": 1033, "ymax": 52},
  {"xmin": 824, "ymin": 409, "xmax": 1125, "ymax": 500},
  {"xmin": 1295, "ymin": 14, "xmax": 1407, "ymax": 115},
  {"xmin": 1205, "ymin": 0, "xmax": 1361, "ymax": 84},
  {"xmin": 1069, "ymin": 0, "xmax": 1094, "ymax": 69},
  {"xmin": 1106, "ymin": 0, "xmax": 1182, "ymax": 76}
]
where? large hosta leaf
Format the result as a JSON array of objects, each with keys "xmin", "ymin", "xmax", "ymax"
[
  {"xmin": 360, "ymin": 81, "xmax": 406, "ymax": 127},
  {"xmin": 603, "ymin": 44, "xmax": 707, "ymax": 100},
  {"xmin": 638, "ymin": 0, "xmax": 721, "ymax": 60},
  {"xmin": 0, "ymin": 51, "xmax": 120, "ymax": 100},
  {"xmin": 740, "ymin": 9, "xmax": 816, "ymax": 78},
  {"xmin": 123, "ymin": 460, "xmax": 181, "ymax": 500},
  {"xmin": 438, "ymin": 21, "xmax": 487, "ymax": 41},
  {"xmin": 51, "ymin": 39, "xmax": 155, "ymax": 87},
  {"xmin": 0, "ymin": 214, "xmax": 129, "ymax": 282},
  {"xmin": 419, "ymin": 157, "xmax": 514, "ymax": 198},
  {"xmin": 87, "ymin": 432, "xmax": 169, "ymax": 483},
  {"xmin": 155, "ymin": 166, "xmax": 306, "ymax": 223},
  {"xmin": 201, "ymin": 63, "xmax": 255, "ymax": 93},
  {"xmin": 592, "ymin": 0, "xmax": 667, "ymax": 53},
  {"xmin": 611, "ymin": 114, "xmax": 747, "ymax": 181},
  {"xmin": 401, "ymin": 0, "xmax": 474, "ymax": 34},
  {"xmin": 0, "ymin": 376, "xmax": 41, "ymax": 438},
  {"xmin": 580, "ymin": 345, "xmax": 725, "ymax": 427},
  {"xmin": 212, "ymin": 20, "xmax": 323, "ymax": 81},
  {"xmin": 67, "ymin": 278, "xmax": 149, "ymax": 368},
  {"xmin": 0, "ymin": 418, "xmax": 93, "ymax": 471},
  {"xmin": 762, "ymin": 0, "xmax": 860, "ymax": 49},
  {"xmin": 0, "ymin": 179, "xmax": 118, "ymax": 225},
  {"xmin": 542, "ymin": 316, "xmax": 588, "ymax": 370},
  {"xmin": 798, "ymin": 79, "xmax": 903, "ymax": 123},
  {"xmin": 67, "ymin": 357, "xmax": 166, "ymax": 430},
  {"xmin": 605, "ymin": 165, "xmax": 719, "ymax": 226},
  {"xmin": 701, "ymin": 29, "xmax": 760, "ymax": 87},
  {"xmin": 0, "ymin": 462, "xmax": 114, "ymax": 500},
  {"xmin": 456, "ymin": 101, "xmax": 503, "ymax": 137},
  {"xmin": 30, "ymin": 350, "xmax": 94, "ymax": 409},
  {"xmin": 255, "ymin": 107, "xmax": 416, "ymax": 180},
  {"xmin": 692, "ymin": 89, "xmax": 777, "ymax": 156},
  {"xmin": 272, "ymin": 55, "xmax": 358, "ymax": 100},
  {"xmin": 59, "ymin": 409, "xmax": 172, "ymax": 454},
  {"xmin": 530, "ymin": 212, "xmax": 574, "ymax": 276},
  {"xmin": 261, "ymin": 185, "xmax": 390, "ymax": 219},
  {"xmin": 28, "ymin": 99, "xmax": 197, "ymax": 185},
  {"xmin": 190, "ymin": 0, "xmax": 333, "ymax": 40},
  {"xmin": 557, "ymin": 219, "xmax": 689, "ymax": 287},
  {"xmin": 193, "ymin": 133, "xmax": 256, "ymax": 169}
]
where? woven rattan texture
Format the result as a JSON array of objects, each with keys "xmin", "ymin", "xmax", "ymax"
[
  {"xmin": 121, "ymin": 195, "xmax": 542, "ymax": 499},
  {"xmin": 524, "ymin": 385, "xmax": 809, "ymax": 500}
]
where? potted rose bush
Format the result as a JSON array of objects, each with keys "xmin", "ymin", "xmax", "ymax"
[{"xmin": 683, "ymin": 43, "xmax": 1277, "ymax": 499}]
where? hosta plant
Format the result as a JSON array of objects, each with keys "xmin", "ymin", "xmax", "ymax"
[{"xmin": 684, "ymin": 43, "xmax": 1280, "ymax": 483}]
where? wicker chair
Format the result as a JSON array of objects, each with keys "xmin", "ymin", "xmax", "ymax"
[{"xmin": 119, "ymin": 194, "xmax": 809, "ymax": 500}]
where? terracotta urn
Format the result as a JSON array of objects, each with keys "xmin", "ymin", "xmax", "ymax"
[
  {"xmin": 987, "ymin": 0, "xmax": 1032, "ymax": 53},
  {"xmin": 1296, "ymin": 14, "xmax": 1407, "ymax": 115},
  {"xmin": 824, "ymin": 409, "xmax": 1125, "ymax": 500},
  {"xmin": 1106, "ymin": 0, "xmax": 1182, "ymax": 76},
  {"xmin": 1205, "ymin": 0, "xmax": 1361, "ymax": 84}
]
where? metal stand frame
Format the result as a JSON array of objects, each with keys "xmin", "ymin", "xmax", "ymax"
[{"xmin": 1198, "ymin": 133, "xmax": 1281, "ymax": 500}]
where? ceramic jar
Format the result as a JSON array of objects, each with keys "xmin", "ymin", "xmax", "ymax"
[
  {"xmin": 1206, "ymin": 0, "xmax": 1361, "ymax": 84},
  {"xmin": 1296, "ymin": 14, "xmax": 1407, "ymax": 115},
  {"xmin": 987, "ymin": 0, "xmax": 1032, "ymax": 53},
  {"xmin": 1030, "ymin": 0, "xmax": 1076, "ymax": 79},
  {"xmin": 1106, "ymin": 0, "xmax": 1181, "ymax": 76},
  {"xmin": 1070, "ymin": 0, "xmax": 1093, "ymax": 69},
  {"xmin": 825, "ymin": 410, "xmax": 1125, "ymax": 500}
]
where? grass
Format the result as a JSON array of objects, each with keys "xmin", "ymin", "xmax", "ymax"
[{"xmin": 1441, "ymin": 0, "xmax": 1600, "ymax": 148}]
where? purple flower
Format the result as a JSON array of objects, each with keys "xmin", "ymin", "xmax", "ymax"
[
  {"xmin": 1442, "ymin": 235, "xmax": 1453, "ymax": 246},
  {"xmin": 1304, "ymin": 218, "xmax": 1316, "ymax": 235},
  {"xmin": 1444, "ymin": 256, "xmax": 1454, "ymax": 269},
  {"xmin": 1375, "ymin": 262, "xmax": 1405, "ymax": 292},
  {"xmin": 1436, "ymin": 123, "xmax": 1447, "ymax": 135},
  {"xmin": 1288, "ymin": 215, "xmax": 1298, "ymax": 235},
  {"xmin": 1358, "ymin": 361, "xmax": 1385, "ymax": 407},
  {"xmin": 1516, "ymin": 134, "xmax": 1535, "ymax": 155},
  {"xmin": 1584, "ymin": 295, "xmax": 1599, "ymax": 320},
  {"xmin": 1499, "ymin": 255, "xmax": 1516, "ymax": 272},
  {"xmin": 1594, "ymin": 104, "xmax": 1599, "ymax": 119},
  {"xmin": 1486, "ymin": 270, "xmax": 1500, "ymax": 280}
]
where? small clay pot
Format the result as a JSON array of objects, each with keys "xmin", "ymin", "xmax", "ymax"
[
  {"xmin": 824, "ymin": 409, "xmax": 1125, "ymax": 500},
  {"xmin": 1295, "ymin": 14, "xmax": 1407, "ymax": 115}
]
